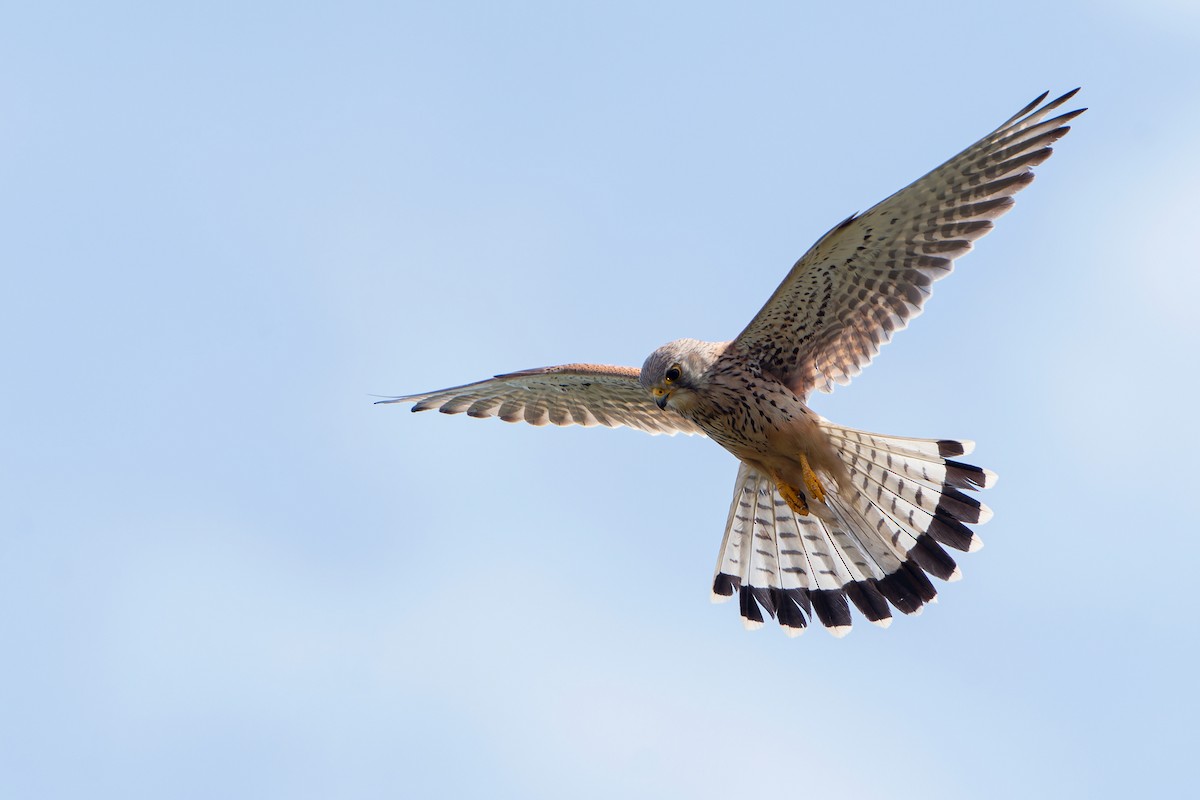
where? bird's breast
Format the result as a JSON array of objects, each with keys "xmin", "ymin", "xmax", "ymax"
[
  {"xmin": 687, "ymin": 370, "xmax": 806, "ymax": 450},
  {"xmin": 685, "ymin": 368, "xmax": 846, "ymax": 489}
]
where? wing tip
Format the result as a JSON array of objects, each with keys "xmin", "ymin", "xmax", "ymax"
[
  {"xmin": 1007, "ymin": 87, "xmax": 1083, "ymax": 129},
  {"xmin": 374, "ymin": 395, "xmax": 419, "ymax": 406}
]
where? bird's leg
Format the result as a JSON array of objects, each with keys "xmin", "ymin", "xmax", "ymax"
[
  {"xmin": 769, "ymin": 454, "xmax": 828, "ymax": 517},
  {"xmin": 800, "ymin": 453, "xmax": 827, "ymax": 504},
  {"xmin": 772, "ymin": 473, "xmax": 811, "ymax": 517}
]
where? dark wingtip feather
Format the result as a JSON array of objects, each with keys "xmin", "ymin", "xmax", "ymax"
[
  {"xmin": 1051, "ymin": 107, "xmax": 1087, "ymax": 126},
  {"xmin": 1057, "ymin": 87, "xmax": 1082, "ymax": 104},
  {"xmin": 1005, "ymin": 91, "xmax": 1050, "ymax": 126}
]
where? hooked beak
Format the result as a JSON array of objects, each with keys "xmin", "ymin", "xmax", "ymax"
[{"xmin": 652, "ymin": 387, "xmax": 671, "ymax": 409}]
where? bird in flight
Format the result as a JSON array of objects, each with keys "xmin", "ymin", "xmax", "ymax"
[{"xmin": 381, "ymin": 90, "xmax": 1083, "ymax": 637}]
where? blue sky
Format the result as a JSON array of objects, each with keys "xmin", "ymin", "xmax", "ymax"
[{"xmin": 3, "ymin": 2, "xmax": 1198, "ymax": 798}]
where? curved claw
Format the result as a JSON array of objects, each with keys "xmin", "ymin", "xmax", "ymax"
[
  {"xmin": 776, "ymin": 480, "xmax": 810, "ymax": 517},
  {"xmin": 801, "ymin": 453, "xmax": 826, "ymax": 503}
]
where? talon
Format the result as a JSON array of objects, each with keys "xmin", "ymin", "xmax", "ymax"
[
  {"xmin": 801, "ymin": 453, "xmax": 826, "ymax": 503},
  {"xmin": 776, "ymin": 480, "xmax": 810, "ymax": 517}
]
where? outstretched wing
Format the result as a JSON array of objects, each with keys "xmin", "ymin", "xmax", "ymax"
[
  {"xmin": 378, "ymin": 363, "xmax": 705, "ymax": 436},
  {"xmin": 731, "ymin": 89, "xmax": 1085, "ymax": 396}
]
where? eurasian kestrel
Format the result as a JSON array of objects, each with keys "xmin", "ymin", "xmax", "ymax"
[{"xmin": 381, "ymin": 90, "xmax": 1083, "ymax": 637}]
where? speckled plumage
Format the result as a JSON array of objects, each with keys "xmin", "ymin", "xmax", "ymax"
[{"xmin": 381, "ymin": 90, "xmax": 1082, "ymax": 637}]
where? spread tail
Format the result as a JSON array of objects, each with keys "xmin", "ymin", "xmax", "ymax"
[{"xmin": 711, "ymin": 422, "xmax": 995, "ymax": 637}]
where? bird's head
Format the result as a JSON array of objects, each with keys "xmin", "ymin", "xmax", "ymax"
[{"xmin": 639, "ymin": 339, "xmax": 723, "ymax": 412}]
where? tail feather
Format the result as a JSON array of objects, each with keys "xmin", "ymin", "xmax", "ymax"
[
  {"xmin": 824, "ymin": 426, "xmax": 974, "ymax": 460},
  {"xmin": 833, "ymin": 431, "xmax": 998, "ymax": 494},
  {"xmin": 715, "ymin": 464, "xmax": 868, "ymax": 637},
  {"xmin": 842, "ymin": 447, "xmax": 993, "ymax": 525},
  {"xmin": 944, "ymin": 459, "xmax": 997, "ymax": 490},
  {"xmin": 711, "ymin": 422, "xmax": 995, "ymax": 636}
]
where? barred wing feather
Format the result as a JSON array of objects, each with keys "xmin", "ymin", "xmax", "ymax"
[
  {"xmin": 377, "ymin": 363, "xmax": 705, "ymax": 437},
  {"xmin": 733, "ymin": 89, "xmax": 1085, "ymax": 396}
]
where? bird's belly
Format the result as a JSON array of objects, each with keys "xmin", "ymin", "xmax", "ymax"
[{"xmin": 692, "ymin": 389, "xmax": 846, "ymax": 492}]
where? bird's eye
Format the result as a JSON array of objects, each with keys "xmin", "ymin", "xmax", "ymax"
[{"xmin": 664, "ymin": 365, "xmax": 682, "ymax": 384}]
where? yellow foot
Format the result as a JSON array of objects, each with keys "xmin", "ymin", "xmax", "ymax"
[
  {"xmin": 776, "ymin": 479, "xmax": 810, "ymax": 517},
  {"xmin": 800, "ymin": 453, "xmax": 827, "ymax": 504}
]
